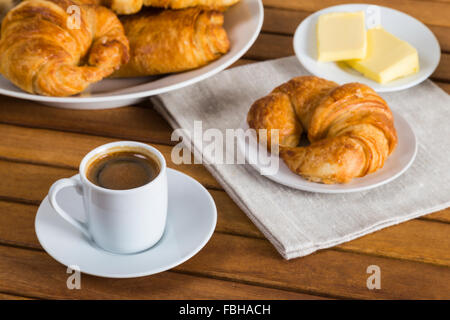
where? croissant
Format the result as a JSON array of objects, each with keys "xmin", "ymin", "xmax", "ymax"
[
  {"xmin": 113, "ymin": 8, "xmax": 229, "ymax": 77},
  {"xmin": 102, "ymin": 0, "xmax": 240, "ymax": 15},
  {"xmin": 247, "ymin": 76, "xmax": 398, "ymax": 184},
  {"xmin": 0, "ymin": 0, "xmax": 129, "ymax": 96}
]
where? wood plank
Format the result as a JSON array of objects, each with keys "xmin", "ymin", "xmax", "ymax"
[
  {"xmin": 0, "ymin": 170, "xmax": 450, "ymax": 298},
  {"xmin": 262, "ymin": 7, "xmax": 450, "ymax": 52},
  {"xmin": 245, "ymin": 33, "xmax": 450, "ymax": 82},
  {"xmin": 0, "ymin": 245, "xmax": 322, "ymax": 300},
  {"xmin": 178, "ymin": 233, "xmax": 450, "ymax": 299},
  {"xmin": 0, "ymin": 161, "xmax": 74, "ymax": 204},
  {"xmin": 422, "ymin": 207, "xmax": 450, "ymax": 223},
  {"xmin": 0, "ymin": 117, "xmax": 450, "ymax": 264},
  {"xmin": 262, "ymin": 8, "xmax": 309, "ymax": 36},
  {"xmin": 0, "ymin": 153, "xmax": 449, "ymax": 266},
  {"xmin": 0, "ymin": 292, "xmax": 32, "ymax": 300},
  {"xmin": 0, "ymin": 201, "xmax": 41, "ymax": 249},
  {"xmin": 229, "ymin": 58, "xmax": 258, "ymax": 68},
  {"xmin": 435, "ymin": 81, "xmax": 450, "ymax": 94},
  {"xmin": 0, "ymin": 194, "xmax": 263, "ymax": 250},
  {"xmin": 263, "ymin": 0, "xmax": 450, "ymax": 28},
  {"xmin": 0, "ymin": 198, "xmax": 448, "ymax": 299},
  {"xmin": 210, "ymin": 192, "xmax": 450, "ymax": 267},
  {"xmin": 0, "ymin": 97, "xmax": 173, "ymax": 146},
  {"xmin": 0, "ymin": 109, "xmax": 450, "ymax": 265},
  {"xmin": 337, "ymin": 219, "xmax": 450, "ymax": 266},
  {"xmin": 0, "ymin": 124, "xmax": 219, "ymax": 190},
  {"xmin": 1, "ymin": 121, "xmax": 449, "ymax": 224},
  {"xmin": 1, "ymin": 183, "xmax": 449, "ymax": 268},
  {"xmin": 245, "ymin": 33, "xmax": 294, "ymax": 61},
  {"xmin": 230, "ymin": 60, "xmax": 450, "ymax": 95},
  {"xmin": 432, "ymin": 53, "xmax": 450, "ymax": 81},
  {"xmin": 0, "ymin": 0, "xmax": 447, "ymax": 301}
]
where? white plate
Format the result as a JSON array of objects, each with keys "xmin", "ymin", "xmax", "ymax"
[
  {"xmin": 293, "ymin": 4, "xmax": 440, "ymax": 92},
  {"xmin": 35, "ymin": 169, "xmax": 217, "ymax": 278},
  {"xmin": 238, "ymin": 111, "xmax": 417, "ymax": 193},
  {"xmin": 0, "ymin": 0, "xmax": 263, "ymax": 109}
]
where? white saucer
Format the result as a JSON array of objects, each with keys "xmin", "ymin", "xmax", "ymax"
[
  {"xmin": 293, "ymin": 4, "xmax": 441, "ymax": 92},
  {"xmin": 238, "ymin": 110, "xmax": 417, "ymax": 193},
  {"xmin": 0, "ymin": 0, "xmax": 263, "ymax": 109},
  {"xmin": 35, "ymin": 168, "xmax": 217, "ymax": 278}
]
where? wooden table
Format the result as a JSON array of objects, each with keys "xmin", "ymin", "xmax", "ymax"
[{"xmin": 0, "ymin": 0, "xmax": 449, "ymax": 300}]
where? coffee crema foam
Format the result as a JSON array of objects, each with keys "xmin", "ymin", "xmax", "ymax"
[{"xmin": 86, "ymin": 149, "xmax": 160, "ymax": 190}]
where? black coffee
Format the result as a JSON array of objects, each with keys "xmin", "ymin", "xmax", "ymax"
[{"xmin": 86, "ymin": 150, "xmax": 160, "ymax": 190}]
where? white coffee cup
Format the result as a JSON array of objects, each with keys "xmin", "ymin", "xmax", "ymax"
[{"xmin": 48, "ymin": 141, "xmax": 168, "ymax": 254}]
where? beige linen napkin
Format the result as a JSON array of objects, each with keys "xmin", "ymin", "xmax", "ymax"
[{"xmin": 152, "ymin": 56, "xmax": 450, "ymax": 259}]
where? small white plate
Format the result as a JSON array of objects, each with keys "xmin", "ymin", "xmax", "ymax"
[
  {"xmin": 35, "ymin": 169, "xmax": 217, "ymax": 278},
  {"xmin": 293, "ymin": 4, "xmax": 441, "ymax": 92},
  {"xmin": 238, "ymin": 111, "xmax": 417, "ymax": 193},
  {"xmin": 0, "ymin": 0, "xmax": 263, "ymax": 109}
]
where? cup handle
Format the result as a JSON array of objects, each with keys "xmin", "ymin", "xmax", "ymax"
[{"xmin": 48, "ymin": 177, "xmax": 91, "ymax": 240}]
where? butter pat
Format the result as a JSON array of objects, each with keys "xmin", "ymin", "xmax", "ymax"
[
  {"xmin": 346, "ymin": 28, "xmax": 419, "ymax": 83},
  {"xmin": 317, "ymin": 11, "xmax": 367, "ymax": 62}
]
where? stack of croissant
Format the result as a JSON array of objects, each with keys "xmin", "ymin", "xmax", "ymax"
[{"xmin": 0, "ymin": 0, "xmax": 238, "ymax": 96}]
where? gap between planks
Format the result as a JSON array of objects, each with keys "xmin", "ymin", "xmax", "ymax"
[
  {"xmin": 0, "ymin": 173, "xmax": 449, "ymax": 269},
  {"xmin": 0, "ymin": 242, "xmax": 331, "ymax": 300},
  {"xmin": 262, "ymin": 0, "xmax": 450, "ymax": 28},
  {"xmin": 0, "ymin": 291, "xmax": 35, "ymax": 300},
  {"xmin": 0, "ymin": 227, "xmax": 448, "ymax": 299},
  {"xmin": 0, "ymin": 121, "xmax": 449, "ymax": 226},
  {"xmin": 261, "ymin": 7, "xmax": 450, "ymax": 53},
  {"xmin": 0, "ymin": 163, "xmax": 449, "ymax": 298},
  {"xmin": 0, "ymin": 242, "xmax": 330, "ymax": 300}
]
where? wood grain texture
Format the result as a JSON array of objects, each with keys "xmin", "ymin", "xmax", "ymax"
[
  {"xmin": 0, "ymin": 245, "xmax": 322, "ymax": 300},
  {"xmin": 1, "ymin": 119, "xmax": 450, "ymax": 223},
  {"xmin": 0, "ymin": 123, "xmax": 219, "ymax": 189},
  {"xmin": 0, "ymin": 157, "xmax": 217, "ymax": 203},
  {"xmin": 262, "ymin": 7, "xmax": 450, "ymax": 52},
  {"xmin": 178, "ymin": 233, "xmax": 450, "ymax": 299},
  {"xmin": 0, "ymin": 191, "xmax": 263, "ymax": 249},
  {"xmin": 0, "ymin": 115, "xmax": 450, "ymax": 265},
  {"xmin": 0, "ymin": 0, "xmax": 448, "ymax": 301},
  {"xmin": 1, "ymin": 186, "xmax": 450, "ymax": 268},
  {"xmin": 0, "ymin": 201, "xmax": 41, "ymax": 249},
  {"xmin": 0, "ymin": 97, "xmax": 172, "ymax": 145},
  {"xmin": 0, "ymin": 149, "xmax": 449, "ymax": 270},
  {"xmin": 421, "ymin": 207, "xmax": 450, "ymax": 223},
  {"xmin": 432, "ymin": 54, "xmax": 450, "ymax": 81},
  {"xmin": 0, "ymin": 197, "xmax": 449, "ymax": 299},
  {"xmin": 230, "ymin": 59, "xmax": 450, "ymax": 95},
  {"xmin": 0, "ymin": 292, "xmax": 31, "ymax": 300},
  {"xmin": 337, "ymin": 220, "xmax": 450, "ymax": 266},
  {"xmin": 263, "ymin": 0, "xmax": 450, "ymax": 28},
  {"xmin": 435, "ymin": 81, "xmax": 450, "ymax": 94}
]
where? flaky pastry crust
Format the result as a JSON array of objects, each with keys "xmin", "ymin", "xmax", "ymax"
[
  {"xmin": 247, "ymin": 76, "xmax": 398, "ymax": 184},
  {"xmin": 113, "ymin": 8, "xmax": 229, "ymax": 77}
]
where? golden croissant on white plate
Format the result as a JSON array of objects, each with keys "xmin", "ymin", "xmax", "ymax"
[
  {"xmin": 113, "ymin": 8, "xmax": 230, "ymax": 77},
  {"xmin": 102, "ymin": 0, "xmax": 240, "ymax": 15},
  {"xmin": 247, "ymin": 76, "xmax": 398, "ymax": 184},
  {"xmin": 0, "ymin": 0, "xmax": 129, "ymax": 96}
]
